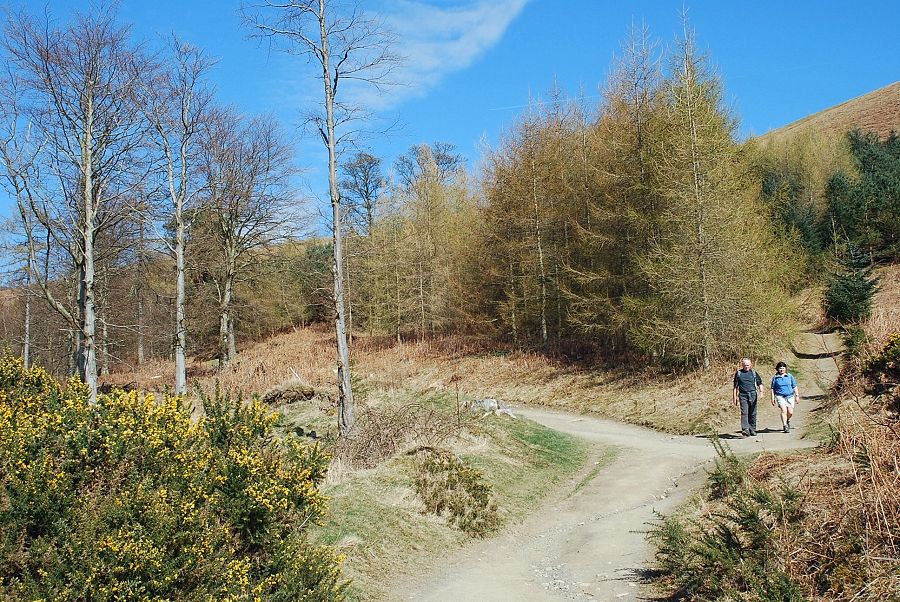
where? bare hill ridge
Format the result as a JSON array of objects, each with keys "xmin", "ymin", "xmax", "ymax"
[{"xmin": 758, "ymin": 81, "xmax": 900, "ymax": 144}]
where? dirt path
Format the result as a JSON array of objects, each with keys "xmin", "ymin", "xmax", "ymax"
[{"xmin": 392, "ymin": 332, "xmax": 842, "ymax": 601}]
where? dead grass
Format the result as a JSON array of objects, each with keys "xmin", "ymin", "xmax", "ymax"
[
  {"xmin": 664, "ymin": 395, "xmax": 899, "ymax": 601},
  {"xmin": 866, "ymin": 264, "xmax": 900, "ymax": 344},
  {"xmin": 759, "ymin": 81, "xmax": 900, "ymax": 144},
  {"xmin": 830, "ymin": 265, "xmax": 900, "ymax": 404},
  {"xmin": 105, "ymin": 325, "xmax": 745, "ymax": 435},
  {"xmin": 796, "ymin": 286, "xmax": 827, "ymax": 328},
  {"xmin": 755, "ymin": 402, "xmax": 899, "ymax": 600}
]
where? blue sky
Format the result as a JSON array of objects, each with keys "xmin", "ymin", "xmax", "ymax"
[{"xmin": 8, "ymin": 0, "xmax": 900, "ymax": 209}]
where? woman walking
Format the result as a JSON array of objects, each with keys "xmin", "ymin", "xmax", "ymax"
[{"xmin": 771, "ymin": 361, "xmax": 800, "ymax": 433}]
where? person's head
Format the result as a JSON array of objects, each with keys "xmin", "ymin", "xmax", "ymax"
[
  {"xmin": 740, "ymin": 358, "xmax": 752, "ymax": 370},
  {"xmin": 776, "ymin": 361, "xmax": 787, "ymax": 373}
]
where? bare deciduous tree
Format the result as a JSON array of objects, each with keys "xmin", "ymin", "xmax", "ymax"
[
  {"xmin": 136, "ymin": 36, "xmax": 214, "ymax": 394},
  {"xmin": 196, "ymin": 108, "xmax": 295, "ymax": 367},
  {"xmin": 340, "ymin": 151, "xmax": 384, "ymax": 235},
  {"xmin": 0, "ymin": 65, "xmax": 40, "ymax": 368},
  {"xmin": 395, "ymin": 142, "xmax": 462, "ymax": 190},
  {"xmin": 244, "ymin": 0, "xmax": 400, "ymax": 436},
  {"xmin": 2, "ymin": 8, "xmax": 147, "ymax": 401}
]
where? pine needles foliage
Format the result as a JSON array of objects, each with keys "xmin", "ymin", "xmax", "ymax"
[
  {"xmin": 648, "ymin": 437, "xmax": 806, "ymax": 601},
  {"xmin": 823, "ymin": 245, "xmax": 880, "ymax": 323},
  {"xmin": 825, "ymin": 131, "xmax": 900, "ymax": 262}
]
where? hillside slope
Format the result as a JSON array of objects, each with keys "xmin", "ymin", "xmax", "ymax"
[{"xmin": 758, "ymin": 81, "xmax": 900, "ymax": 145}]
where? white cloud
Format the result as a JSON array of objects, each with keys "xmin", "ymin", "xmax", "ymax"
[
  {"xmin": 261, "ymin": 0, "xmax": 530, "ymax": 123},
  {"xmin": 356, "ymin": 0, "xmax": 531, "ymax": 110}
]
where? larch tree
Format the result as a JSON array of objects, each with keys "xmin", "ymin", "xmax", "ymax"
[
  {"xmin": 482, "ymin": 101, "xmax": 575, "ymax": 348},
  {"xmin": 244, "ymin": 0, "xmax": 400, "ymax": 436},
  {"xmin": 393, "ymin": 143, "xmax": 465, "ymax": 339},
  {"xmin": 626, "ymin": 27, "xmax": 791, "ymax": 367},
  {"xmin": 482, "ymin": 129, "xmax": 532, "ymax": 344},
  {"xmin": 567, "ymin": 23, "xmax": 664, "ymax": 349}
]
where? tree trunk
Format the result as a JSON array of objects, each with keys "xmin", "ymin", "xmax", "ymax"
[
  {"xmin": 319, "ymin": 2, "xmax": 355, "ymax": 435},
  {"xmin": 137, "ymin": 287, "xmax": 145, "ymax": 365},
  {"xmin": 418, "ymin": 259, "xmax": 426, "ymax": 340},
  {"xmin": 68, "ymin": 266, "xmax": 79, "ymax": 378},
  {"xmin": 23, "ymin": 264, "xmax": 30, "ymax": 369},
  {"xmin": 218, "ymin": 308, "xmax": 229, "ymax": 368},
  {"xmin": 394, "ymin": 223, "xmax": 402, "ymax": 344},
  {"xmin": 530, "ymin": 155, "xmax": 549, "ymax": 349},
  {"xmin": 684, "ymin": 60, "xmax": 712, "ymax": 370},
  {"xmin": 227, "ymin": 319, "xmax": 236, "ymax": 362},
  {"xmin": 81, "ymin": 197, "xmax": 98, "ymax": 402},
  {"xmin": 219, "ymin": 266, "xmax": 235, "ymax": 367},
  {"xmin": 100, "ymin": 317, "xmax": 109, "ymax": 376},
  {"xmin": 344, "ymin": 235, "xmax": 353, "ymax": 347},
  {"xmin": 80, "ymin": 95, "xmax": 98, "ymax": 402},
  {"xmin": 137, "ymin": 220, "xmax": 145, "ymax": 364},
  {"xmin": 68, "ymin": 328, "xmax": 78, "ymax": 378},
  {"xmin": 174, "ymin": 204, "xmax": 187, "ymax": 394}
]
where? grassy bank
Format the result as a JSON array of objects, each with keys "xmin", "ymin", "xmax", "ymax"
[{"xmin": 312, "ymin": 401, "xmax": 592, "ymax": 600}]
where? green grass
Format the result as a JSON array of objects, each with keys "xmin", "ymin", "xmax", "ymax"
[
  {"xmin": 309, "ymin": 396, "xmax": 591, "ymax": 601},
  {"xmin": 465, "ymin": 416, "xmax": 589, "ymax": 516},
  {"xmin": 313, "ymin": 459, "xmax": 458, "ymax": 601},
  {"xmin": 570, "ymin": 446, "xmax": 619, "ymax": 497}
]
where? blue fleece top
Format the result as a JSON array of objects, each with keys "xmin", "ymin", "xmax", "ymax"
[{"xmin": 771, "ymin": 373, "xmax": 798, "ymax": 396}]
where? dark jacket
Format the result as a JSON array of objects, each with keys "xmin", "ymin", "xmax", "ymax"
[{"xmin": 733, "ymin": 369, "xmax": 762, "ymax": 395}]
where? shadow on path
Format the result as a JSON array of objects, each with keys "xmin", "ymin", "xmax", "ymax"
[
  {"xmin": 696, "ymin": 426, "xmax": 790, "ymax": 440},
  {"xmin": 791, "ymin": 347, "xmax": 842, "ymax": 360},
  {"xmin": 628, "ymin": 567, "xmax": 688, "ymax": 601}
]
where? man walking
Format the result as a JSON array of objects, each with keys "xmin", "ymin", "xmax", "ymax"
[{"xmin": 733, "ymin": 358, "xmax": 763, "ymax": 437}]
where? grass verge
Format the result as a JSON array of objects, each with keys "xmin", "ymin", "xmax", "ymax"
[{"xmin": 311, "ymin": 403, "xmax": 589, "ymax": 601}]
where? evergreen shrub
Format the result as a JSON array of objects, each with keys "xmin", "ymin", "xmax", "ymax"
[
  {"xmin": 0, "ymin": 354, "xmax": 346, "ymax": 601},
  {"xmin": 823, "ymin": 246, "xmax": 879, "ymax": 323},
  {"xmin": 414, "ymin": 450, "xmax": 500, "ymax": 537},
  {"xmin": 649, "ymin": 440, "xmax": 805, "ymax": 601}
]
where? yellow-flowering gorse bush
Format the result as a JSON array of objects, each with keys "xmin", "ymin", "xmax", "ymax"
[{"xmin": 0, "ymin": 355, "xmax": 346, "ymax": 601}]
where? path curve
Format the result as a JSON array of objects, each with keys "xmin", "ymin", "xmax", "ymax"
[{"xmin": 392, "ymin": 332, "xmax": 841, "ymax": 601}]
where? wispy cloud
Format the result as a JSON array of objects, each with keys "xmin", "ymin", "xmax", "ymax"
[
  {"xmin": 260, "ymin": 0, "xmax": 529, "ymax": 135},
  {"xmin": 358, "ymin": 0, "xmax": 531, "ymax": 110}
]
